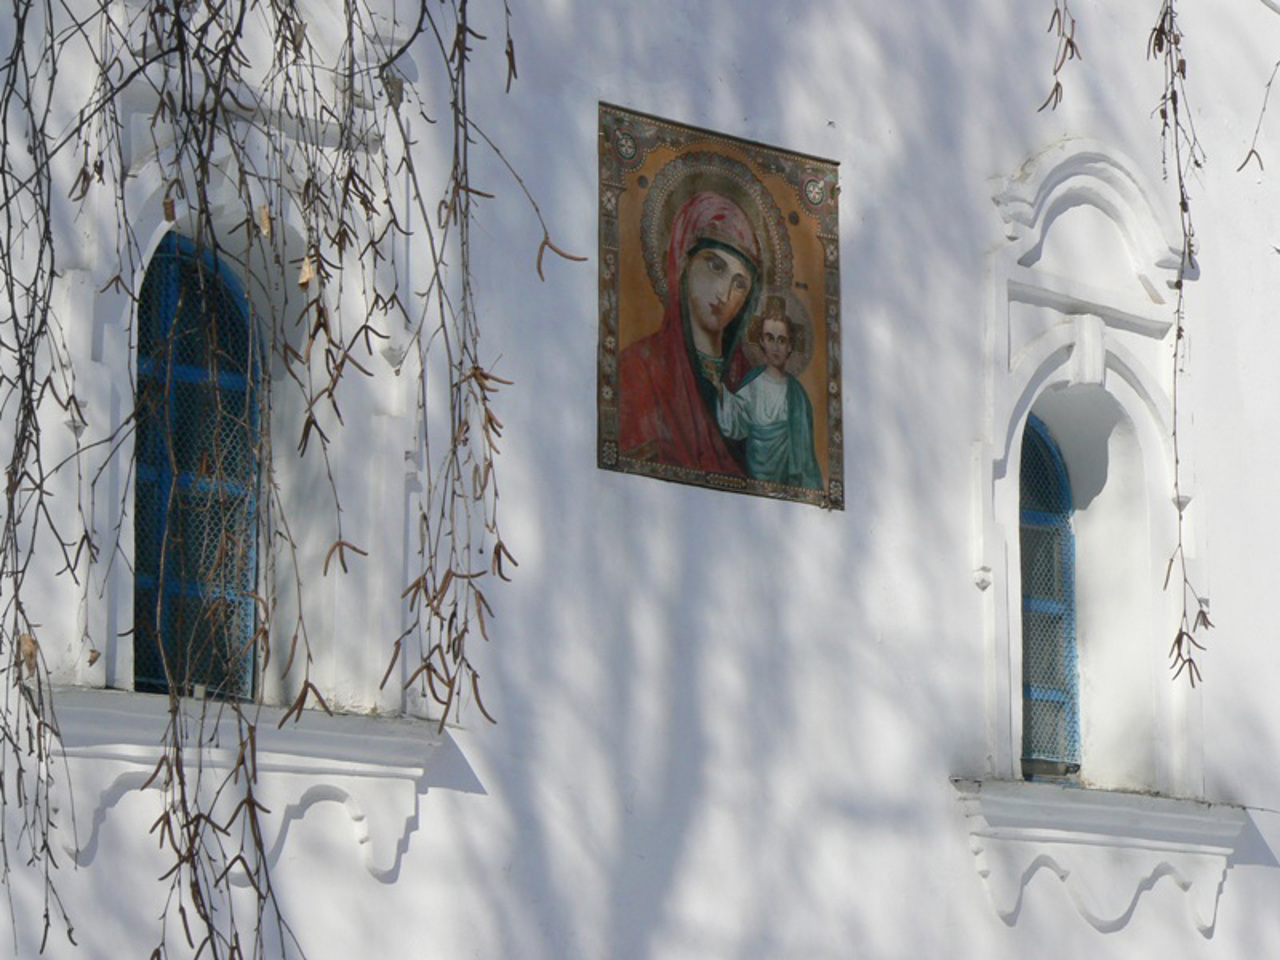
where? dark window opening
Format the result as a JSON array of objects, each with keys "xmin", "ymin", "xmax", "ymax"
[
  {"xmin": 1020, "ymin": 414, "xmax": 1078, "ymax": 779},
  {"xmin": 134, "ymin": 234, "xmax": 259, "ymax": 699}
]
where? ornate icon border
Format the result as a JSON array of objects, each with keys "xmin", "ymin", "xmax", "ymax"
[{"xmin": 597, "ymin": 103, "xmax": 843, "ymax": 509}]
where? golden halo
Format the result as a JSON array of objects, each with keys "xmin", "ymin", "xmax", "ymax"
[
  {"xmin": 641, "ymin": 151, "xmax": 793, "ymax": 305},
  {"xmin": 742, "ymin": 287, "xmax": 816, "ymax": 377}
]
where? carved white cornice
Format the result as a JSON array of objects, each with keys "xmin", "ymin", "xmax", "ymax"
[
  {"xmin": 952, "ymin": 778, "xmax": 1247, "ymax": 935},
  {"xmin": 1006, "ymin": 264, "xmax": 1173, "ymax": 340},
  {"xmin": 991, "ymin": 140, "xmax": 1186, "ymax": 290},
  {"xmin": 49, "ymin": 687, "xmax": 483, "ymax": 884}
]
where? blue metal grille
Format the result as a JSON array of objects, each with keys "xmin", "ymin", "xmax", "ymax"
[
  {"xmin": 1019, "ymin": 414, "xmax": 1079, "ymax": 777},
  {"xmin": 134, "ymin": 234, "xmax": 259, "ymax": 699}
]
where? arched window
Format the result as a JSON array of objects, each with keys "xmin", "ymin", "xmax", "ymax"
[
  {"xmin": 1020, "ymin": 414, "xmax": 1078, "ymax": 778},
  {"xmin": 133, "ymin": 234, "xmax": 259, "ymax": 699}
]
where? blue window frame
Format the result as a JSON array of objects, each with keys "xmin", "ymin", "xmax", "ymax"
[
  {"xmin": 133, "ymin": 234, "xmax": 259, "ymax": 699},
  {"xmin": 1019, "ymin": 414, "xmax": 1079, "ymax": 778}
]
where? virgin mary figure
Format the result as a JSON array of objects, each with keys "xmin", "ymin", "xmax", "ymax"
[{"xmin": 617, "ymin": 190, "xmax": 763, "ymax": 475}]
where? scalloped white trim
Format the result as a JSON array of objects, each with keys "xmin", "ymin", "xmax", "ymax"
[
  {"xmin": 48, "ymin": 687, "xmax": 483, "ymax": 883},
  {"xmin": 953, "ymin": 778, "xmax": 1246, "ymax": 935}
]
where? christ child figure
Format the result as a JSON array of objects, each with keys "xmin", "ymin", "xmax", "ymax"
[{"xmin": 716, "ymin": 295, "xmax": 823, "ymax": 490}]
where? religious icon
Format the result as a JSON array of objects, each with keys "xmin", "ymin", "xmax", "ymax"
[{"xmin": 597, "ymin": 103, "xmax": 843, "ymax": 508}]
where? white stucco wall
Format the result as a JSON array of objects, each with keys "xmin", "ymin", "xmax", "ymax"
[{"xmin": 11, "ymin": 0, "xmax": 1280, "ymax": 957}]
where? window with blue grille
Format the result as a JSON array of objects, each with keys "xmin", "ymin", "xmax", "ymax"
[
  {"xmin": 1020, "ymin": 414, "xmax": 1079, "ymax": 779},
  {"xmin": 133, "ymin": 234, "xmax": 259, "ymax": 699}
]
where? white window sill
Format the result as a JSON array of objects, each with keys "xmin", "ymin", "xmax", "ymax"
[
  {"xmin": 53, "ymin": 686, "xmax": 453, "ymax": 776},
  {"xmin": 48, "ymin": 687, "xmax": 483, "ymax": 883},
  {"xmin": 952, "ymin": 777, "xmax": 1247, "ymax": 935}
]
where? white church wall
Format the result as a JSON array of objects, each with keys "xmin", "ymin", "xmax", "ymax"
[{"xmin": 11, "ymin": 0, "xmax": 1280, "ymax": 957}]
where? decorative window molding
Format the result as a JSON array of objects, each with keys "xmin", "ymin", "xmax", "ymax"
[
  {"xmin": 50, "ymin": 687, "xmax": 482, "ymax": 884},
  {"xmin": 72, "ymin": 175, "xmax": 421, "ymax": 714},
  {"xmin": 990, "ymin": 142, "xmax": 1184, "ymax": 284},
  {"xmin": 977, "ymin": 140, "xmax": 1203, "ymax": 797},
  {"xmin": 968, "ymin": 138, "xmax": 1224, "ymax": 931},
  {"xmin": 952, "ymin": 778, "xmax": 1247, "ymax": 936}
]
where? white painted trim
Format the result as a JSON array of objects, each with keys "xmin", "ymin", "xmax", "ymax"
[
  {"xmin": 991, "ymin": 140, "xmax": 1183, "ymax": 284},
  {"xmin": 48, "ymin": 687, "xmax": 480, "ymax": 884},
  {"xmin": 54, "ymin": 686, "xmax": 449, "ymax": 774},
  {"xmin": 952, "ymin": 778, "xmax": 1246, "ymax": 935},
  {"xmin": 979, "ymin": 141, "xmax": 1198, "ymax": 793},
  {"xmin": 1007, "ymin": 265, "xmax": 1173, "ymax": 340}
]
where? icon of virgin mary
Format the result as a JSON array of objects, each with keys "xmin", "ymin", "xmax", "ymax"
[{"xmin": 617, "ymin": 152, "xmax": 792, "ymax": 477}]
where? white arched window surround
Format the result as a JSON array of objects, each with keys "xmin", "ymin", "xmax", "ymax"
[
  {"xmin": 958, "ymin": 141, "xmax": 1244, "ymax": 937},
  {"xmin": 978, "ymin": 140, "xmax": 1194, "ymax": 795},
  {"xmin": 22, "ymin": 74, "xmax": 484, "ymax": 906}
]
